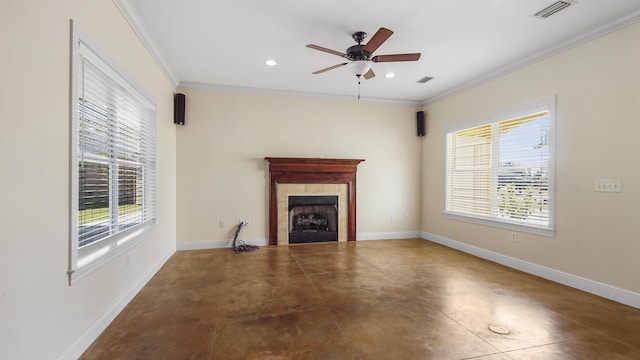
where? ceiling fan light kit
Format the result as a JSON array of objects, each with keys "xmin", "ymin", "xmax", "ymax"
[{"xmin": 347, "ymin": 61, "xmax": 372, "ymax": 77}]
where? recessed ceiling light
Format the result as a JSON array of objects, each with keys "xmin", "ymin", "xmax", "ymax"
[
  {"xmin": 385, "ymin": 72, "xmax": 396, "ymax": 78},
  {"xmin": 265, "ymin": 59, "xmax": 277, "ymax": 66}
]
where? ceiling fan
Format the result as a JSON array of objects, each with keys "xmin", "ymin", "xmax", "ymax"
[{"xmin": 306, "ymin": 27, "xmax": 421, "ymax": 80}]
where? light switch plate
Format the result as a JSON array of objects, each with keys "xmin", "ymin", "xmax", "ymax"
[{"xmin": 595, "ymin": 179, "xmax": 621, "ymax": 192}]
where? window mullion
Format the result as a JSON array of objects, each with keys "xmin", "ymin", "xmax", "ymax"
[
  {"xmin": 110, "ymin": 159, "xmax": 119, "ymax": 235},
  {"xmin": 445, "ymin": 133, "xmax": 454, "ymax": 210},
  {"xmin": 489, "ymin": 123, "xmax": 499, "ymax": 217},
  {"xmin": 108, "ymin": 89, "xmax": 120, "ymax": 236}
]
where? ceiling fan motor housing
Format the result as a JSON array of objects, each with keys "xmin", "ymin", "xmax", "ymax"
[{"xmin": 346, "ymin": 45, "xmax": 371, "ymax": 61}]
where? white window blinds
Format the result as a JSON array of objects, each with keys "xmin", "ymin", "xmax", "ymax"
[
  {"xmin": 69, "ymin": 22, "xmax": 157, "ymax": 283},
  {"xmin": 445, "ymin": 100, "xmax": 554, "ymax": 235}
]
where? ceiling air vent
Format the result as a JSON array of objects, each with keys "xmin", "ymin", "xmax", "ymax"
[
  {"xmin": 417, "ymin": 76, "xmax": 434, "ymax": 84},
  {"xmin": 535, "ymin": 1, "xmax": 575, "ymax": 19}
]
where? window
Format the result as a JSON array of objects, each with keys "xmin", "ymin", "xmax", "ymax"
[
  {"xmin": 444, "ymin": 97, "xmax": 555, "ymax": 236},
  {"xmin": 69, "ymin": 22, "xmax": 157, "ymax": 284}
]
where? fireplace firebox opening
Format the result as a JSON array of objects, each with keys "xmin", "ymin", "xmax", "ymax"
[{"xmin": 288, "ymin": 196, "xmax": 338, "ymax": 244}]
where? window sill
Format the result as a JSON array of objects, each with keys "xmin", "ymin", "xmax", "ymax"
[{"xmin": 68, "ymin": 221, "xmax": 156, "ymax": 285}]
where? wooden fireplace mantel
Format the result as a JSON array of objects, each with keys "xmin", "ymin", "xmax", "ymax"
[{"xmin": 265, "ymin": 157, "xmax": 364, "ymax": 245}]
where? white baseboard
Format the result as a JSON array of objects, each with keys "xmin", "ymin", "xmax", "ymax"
[
  {"xmin": 357, "ymin": 231, "xmax": 422, "ymax": 241},
  {"xmin": 177, "ymin": 237, "xmax": 268, "ymax": 251},
  {"xmin": 56, "ymin": 246, "xmax": 176, "ymax": 360},
  {"xmin": 176, "ymin": 232, "xmax": 423, "ymax": 250},
  {"xmin": 422, "ymin": 231, "xmax": 640, "ymax": 309}
]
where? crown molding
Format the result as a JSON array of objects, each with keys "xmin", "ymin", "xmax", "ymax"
[
  {"xmin": 112, "ymin": 0, "xmax": 179, "ymax": 87},
  {"xmin": 178, "ymin": 81, "xmax": 424, "ymax": 106},
  {"xmin": 423, "ymin": 7, "xmax": 640, "ymax": 106}
]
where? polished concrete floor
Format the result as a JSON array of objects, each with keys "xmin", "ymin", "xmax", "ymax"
[{"xmin": 81, "ymin": 239, "xmax": 640, "ymax": 359}]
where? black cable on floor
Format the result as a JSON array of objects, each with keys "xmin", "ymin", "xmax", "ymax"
[{"xmin": 232, "ymin": 221, "xmax": 259, "ymax": 253}]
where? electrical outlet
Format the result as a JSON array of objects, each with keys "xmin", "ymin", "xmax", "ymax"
[
  {"xmin": 219, "ymin": 220, "xmax": 226, "ymax": 228},
  {"xmin": 239, "ymin": 219, "xmax": 251, "ymax": 226},
  {"xmin": 511, "ymin": 232, "xmax": 517, "ymax": 243}
]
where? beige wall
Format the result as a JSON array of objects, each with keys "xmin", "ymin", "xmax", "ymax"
[
  {"xmin": 176, "ymin": 89, "xmax": 422, "ymax": 245},
  {"xmin": 0, "ymin": 1, "xmax": 176, "ymax": 359},
  {"xmin": 422, "ymin": 21, "xmax": 640, "ymax": 294}
]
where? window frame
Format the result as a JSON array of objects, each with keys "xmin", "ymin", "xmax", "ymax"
[
  {"xmin": 443, "ymin": 96, "xmax": 556, "ymax": 237},
  {"xmin": 68, "ymin": 21, "xmax": 157, "ymax": 284}
]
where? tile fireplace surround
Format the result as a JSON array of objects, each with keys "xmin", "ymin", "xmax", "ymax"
[{"xmin": 265, "ymin": 157, "xmax": 365, "ymax": 246}]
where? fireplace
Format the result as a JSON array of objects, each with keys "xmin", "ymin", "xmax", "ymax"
[
  {"xmin": 265, "ymin": 157, "xmax": 365, "ymax": 245},
  {"xmin": 289, "ymin": 195, "xmax": 338, "ymax": 244}
]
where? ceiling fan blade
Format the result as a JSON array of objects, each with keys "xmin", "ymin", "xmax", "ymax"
[
  {"xmin": 312, "ymin": 63, "xmax": 348, "ymax": 74},
  {"xmin": 306, "ymin": 44, "xmax": 347, "ymax": 58},
  {"xmin": 363, "ymin": 68, "xmax": 375, "ymax": 80},
  {"xmin": 372, "ymin": 53, "xmax": 421, "ymax": 62},
  {"xmin": 362, "ymin": 27, "xmax": 393, "ymax": 54}
]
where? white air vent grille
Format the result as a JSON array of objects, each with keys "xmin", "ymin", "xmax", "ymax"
[{"xmin": 535, "ymin": 1, "xmax": 575, "ymax": 19}]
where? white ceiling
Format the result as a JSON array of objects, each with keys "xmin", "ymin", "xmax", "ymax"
[{"xmin": 121, "ymin": 0, "xmax": 640, "ymax": 104}]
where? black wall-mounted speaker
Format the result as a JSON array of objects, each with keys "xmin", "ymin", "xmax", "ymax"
[
  {"xmin": 174, "ymin": 93, "xmax": 186, "ymax": 125},
  {"xmin": 416, "ymin": 111, "xmax": 425, "ymax": 136}
]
